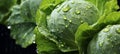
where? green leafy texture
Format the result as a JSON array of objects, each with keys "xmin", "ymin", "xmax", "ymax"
[
  {"xmin": 75, "ymin": 12, "xmax": 120, "ymax": 54},
  {"xmin": 10, "ymin": 22, "xmax": 36, "ymax": 48},
  {"xmin": 35, "ymin": 10, "xmax": 58, "ymax": 46},
  {"xmin": 85, "ymin": 0, "xmax": 119, "ymax": 16},
  {"xmin": 88, "ymin": 25, "xmax": 120, "ymax": 54},
  {"xmin": 39, "ymin": 0, "xmax": 65, "ymax": 15},
  {"xmin": 47, "ymin": 0, "xmax": 99, "ymax": 52},
  {"xmin": 0, "ymin": 12, "xmax": 11, "ymax": 24},
  {"xmin": 6, "ymin": 5, "xmax": 23, "ymax": 25},
  {"xmin": 85, "ymin": 0, "xmax": 108, "ymax": 16},
  {"xmin": 75, "ymin": 0, "xmax": 120, "ymax": 53},
  {"xmin": 92, "ymin": 12, "xmax": 120, "ymax": 31},
  {"xmin": 75, "ymin": 23, "xmax": 97, "ymax": 54},
  {"xmin": 91, "ymin": 0, "xmax": 120, "ymax": 31},
  {"xmin": 7, "ymin": 0, "xmax": 41, "ymax": 25},
  {"xmin": 34, "ymin": 27, "xmax": 63, "ymax": 54},
  {"xmin": 104, "ymin": 0, "xmax": 119, "ymax": 14},
  {"xmin": 0, "ymin": 0, "xmax": 17, "ymax": 24},
  {"xmin": 6, "ymin": 0, "xmax": 41, "ymax": 48}
]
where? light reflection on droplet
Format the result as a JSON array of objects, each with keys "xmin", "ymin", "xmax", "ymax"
[{"xmin": 8, "ymin": 26, "xmax": 11, "ymax": 29}]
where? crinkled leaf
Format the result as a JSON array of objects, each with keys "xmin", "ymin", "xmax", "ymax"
[
  {"xmin": 36, "ymin": 10, "xmax": 58, "ymax": 44},
  {"xmin": 85, "ymin": 0, "xmax": 119, "ymax": 16},
  {"xmin": 10, "ymin": 22, "xmax": 36, "ymax": 48},
  {"xmin": 39, "ymin": 0, "xmax": 65, "ymax": 15},
  {"xmin": 34, "ymin": 27, "xmax": 63, "ymax": 54},
  {"xmin": 35, "ymin": 10, "xmax": 47, "ymax": 27},
  {"xmin": 29, "ymin": 0, "xmax": 42, "ymax": 17},
  {"xmin": 85, "ymin": 0, "xmax": 108, "ymax": 15},
  {"xmin": 104, "ymin": 0, "xmax": 119, "ymax": 14},
  {"xmin": 0, "ymin": 11, "xmax": 11, "ymax": 24},
  {"xmin": 75, "ymin": 23, "xmax": 96, "ymax": 54},
  {"xmin": 6, "ymin": 0, "xmax": 41, "ymax": 48},
  {"xmin": 91, "ymin": 0, "xmax": 120, "ymax": 30},
  {"xmin": 92, "ymin": 12, "xmax": 120, "ymax": 31},
  {"xmin": 7, "ymin": 0, "xmax": 41, "ymax": 25},
  {"xmin": 6, "ymin": 5, "xmax": 23, "ymax": 25}
]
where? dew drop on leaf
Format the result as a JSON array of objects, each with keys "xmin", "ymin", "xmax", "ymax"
[
  {"xmin": 65, "ymin": 25, "xmax": 68, "ymax": 28},
  {"xmin": 116, "ymin": 28, "xmax": 120, "ymax": 34},
  {"xmin": 80, "ymin": 20, "xmax": 84, "ymax": 23},
  {"xmin": 63, "ymin": 15, "xmax": 67, "ymax": 20},
  {"xmin": 99, "ymin": 41, "xmax": 103, "ymax": 47},
  {"xmin": 103, "ymin": 28, "xmax": 110, "ymax": 32},
  {"xmin": 62, "ymin": 5, "xmax": 71, "ymax": 12},
  {"xmin": 69, "ymin": 20, "xmax": 72, "ymax": 23},
  {"xmin": 7, "ymin": 26, "xmax": 11, "ymax": 29},
  {"xmin": 75, "ymin": 10, "xmax": 81, "ymax": 14}
]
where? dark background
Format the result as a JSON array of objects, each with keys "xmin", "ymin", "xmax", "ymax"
[
  {"xmin": 0, "ymin": 0, "xmax": 120, "ymax": 54},
  {"xmin": 0, "ymin": 24, "xmax": 37, "ymax": 54}
]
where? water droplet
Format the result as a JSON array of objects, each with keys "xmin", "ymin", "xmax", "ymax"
[
  {"xmin": 80, "ymin": 20, "xmax": 84, "ymax": 23},
  {"xmin": 58, "ymin": 40, "xmax": 65, "ymax": 47},
  {"xmin": 33, "ymin": 41, "xmax": 35, "ymax": 43},
  {"xmin": 7, "ymin": 26, "xmax": 11, "ymax": 29},
  {"xmin": 99, "ymin": 41, "xmax": 103, "ymax": 47},
  {"xmin": 69, "ymin": 20, "xmax": 72, "ymax": 23},
  {"xmin": 36, "ymin": 49, "xmax": 38, "ymax": 53},
  {"xmin": 62, "ymin": 5, "xmax": 71, "ymax": 12},
  {"xmin": 75, "ymin": 10, "xmax": 81, "ymax": 14},
  {"xmin": 87, "ymin": 6, "xmax": 91, "ymax": 9},
  {"xmin": 63, "ymin": 15, "xmax": 67, "ymax": 20},
  {"xmin": 56, "ymin": 5, "xmax": 60, "ymax": 8},
  {"xmin": 116, "ymin": 28, "xmax": 120, "ymax": 34},
  {"xmin": 65, "ymin": 25, "xmax": 68, "ymax": 28},
  {"xmin": 103, "ymin": 28, "xmax": 110, "ymax": 32},
  {"xmin": 61, "ymin": 44, "xmax": 64, "ymax": 47}
]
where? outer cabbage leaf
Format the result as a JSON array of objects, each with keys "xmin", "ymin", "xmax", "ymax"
[
  {"xmin": 7, "ymin": 0, "xmax": 41, "ymax": 25},
  {"xmin": 10, "ymin": 22, "xmax": 36, "ymax": 48},
  {"xmin": 85, "ymin": 0, "xmax": 108, "ymax": 15},
  {"xmin": 85, "ymin": 0, "xmax": 119, "ymax": 16},
  {"xmin": 92, "ymin": 12, "xmax": 120, "ymax": 30},
  {"xmin": 39, "ymin": 0, "xmax": 65, "ymax": 15},
  {"xmin": 6, "ymin": 0, "xmax": 41, "ymax": 48},
  {"xmin": 35, "ymin": 10, "xmax": 58, "ymax": 48},
  {"xmin": 75, "ymin": 23, "xmax": 97, "ymax": 54},
  {"xmin": 34, "ymin": 27, "xmax": 62, "ymax": 54}
]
